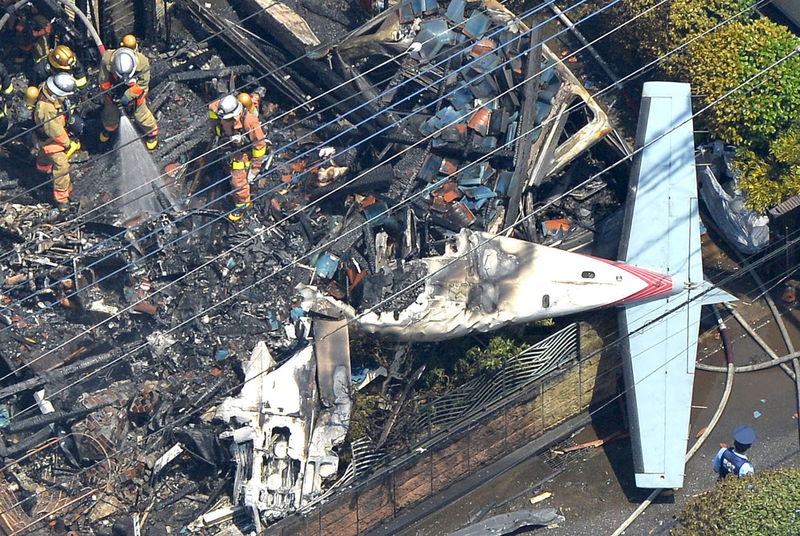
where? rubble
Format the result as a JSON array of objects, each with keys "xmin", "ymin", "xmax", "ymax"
[{"xmin": 0, "ymin": 0, "xmax": 629, "ymax": 532}]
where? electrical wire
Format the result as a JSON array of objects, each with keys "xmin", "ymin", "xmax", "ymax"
[
  {"xmin": 0, "ymin": 0, "xmax": 631, "ymax": 365},
  {"xmin": 0, "ymin": 0, "xmax": 772, "ymax": 385},
  {"xmin": 0, "ymin": 0, "xmax": 587, "ymax": 297},
  {"xmin": 0, "ymin": 0, "xmax": 530, "ymax": 222},
  {"xmin": 0, "ymin": 0, "xmax": 790, "ymax": 524},
  {"xmin": 0, "ymin": 0, "xmax": 788, "ymax": 418},
  {"xmin": 3, "ymin": 2, "xmax": 791, "ymax": 461},
  {"xmin": 0, "ymin": 0, "xmax": 774, "ymax": 406}
]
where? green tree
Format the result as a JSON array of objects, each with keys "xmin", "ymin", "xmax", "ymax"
[
  {"xmin": 585, "ymin": 0, "xmax": 800, "ymax": 212},
  {"xmin": 673, "ymin": 467, "xmax": 800, "ymax": 536},
  {"xmin": 734, "ymin": 126, "xmax": 800, "ymax": 213}
]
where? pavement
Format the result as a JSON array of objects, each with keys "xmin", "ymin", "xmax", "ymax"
[{"xmin": 393, "ymin": 278, "xmax": 800, "ymax": 535}]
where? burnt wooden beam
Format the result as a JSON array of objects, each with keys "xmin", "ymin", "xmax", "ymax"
[
  {"xmin": 182, "ymin": 0, "xmax": 311, "ymax": 108},
  {"xmin": 504, "ymin": 27, "xmax": 542, "ymax": 231}
]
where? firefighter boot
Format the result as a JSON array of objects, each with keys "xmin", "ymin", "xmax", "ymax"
[
  {"xmin": 228, "ymin": 202, "xmax": 252, "ymax": 222},
  {"xmin": 145, "ymin": 131, "xmax": 158, "ymax": 151}
]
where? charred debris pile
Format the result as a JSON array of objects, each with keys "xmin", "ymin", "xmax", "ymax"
[{"xmin": 0, "ymin": 0, "xmax": 626, "ymax": 533}]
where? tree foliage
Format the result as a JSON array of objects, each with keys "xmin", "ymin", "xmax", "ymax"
[
  {"xmin": 581, "ymin": 0, "xmax": 800, "ymax": 212},
  {"xmin": 424, "ymin": 335, "xmax": 526, "ymax": 393},
  {"xmin": 673, "ymin": 468, "xmax": 800, "ymax": 536}
]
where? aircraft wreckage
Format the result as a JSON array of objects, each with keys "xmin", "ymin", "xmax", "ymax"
[{"xmin": 0, "ymin": 0, "xmax": 655, "ymax": 532}]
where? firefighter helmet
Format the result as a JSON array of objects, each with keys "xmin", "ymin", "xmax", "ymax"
[
  {"xmin": 112, "ymin": 48, "xmax": 138, "ymax": 82},
  {"xmin": 25, "ymin": 85, "xmax": 39, "ymax": 108},
  {"xmin": 120, "ymin": 34, "xmax": 138, "ymax": 50},
  {"xmin": 237, "ymin": 92, "xmax": 253, "ymax": 112},
  {"xmin": 45, "ymin": 72, "xmax": 76, "ymax": 97},
  {"xmin": 48, "ymin": 45, "xmax": 77, "ymax": 70},
  {"xmin": 218, "ymin": 94, "xmax": 242, "ymax": 119}
]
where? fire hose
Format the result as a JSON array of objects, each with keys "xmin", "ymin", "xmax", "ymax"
[{"xmin": 610, "ymin": 305, "xmax": 735, "ymax": 536}]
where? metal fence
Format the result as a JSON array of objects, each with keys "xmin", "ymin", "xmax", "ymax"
[
  {"xmin": 266, "ymin": 322, "xmax": 613, "ymax": 536},
  {"xmin": 400, "ymin": 323, "xmax": 580, "ymax": 447}
]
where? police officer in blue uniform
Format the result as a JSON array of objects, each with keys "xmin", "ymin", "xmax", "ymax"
[{"xmin": 713, "ymin": 425, "xmax": 755, "ymax": 478}]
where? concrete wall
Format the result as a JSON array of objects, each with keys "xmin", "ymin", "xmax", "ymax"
[{"xmin": 268, "ymin": 323, "xmax": 620, "ymax": 536}]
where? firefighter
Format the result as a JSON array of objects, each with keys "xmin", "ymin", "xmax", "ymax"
[
  {"xmin": 12, "ymin": 5, "xmax": 51, "ymax": 66},
  {"xmin": 208, "ymin": 93, "xmax": 268, "ymax": 221},
  {"xmin": 0, "ymin": 61, "xmax": 14, "ymax": 139},
  {"xmin": 98, "ymin": 37, "xmax": 159, "ymax": 150},
  {"xmin": 31, "ymin": 44, "xmax": 88, "ymax": 88},
  {"xmin": 33, "ymin": 72, "xmax": 80, "ymax": 212}
]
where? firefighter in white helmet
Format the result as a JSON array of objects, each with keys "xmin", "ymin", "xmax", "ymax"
[
  {"xmin": 33, "ymin": 73, "xmax": 81, "ymax": 211},
  {"xmin": 208, "ymin": 93, "xmax": 268, "ymax": 221},
  {"xmin": 98, "ymin": 35, "xmax": 159, "ymax": 150}
]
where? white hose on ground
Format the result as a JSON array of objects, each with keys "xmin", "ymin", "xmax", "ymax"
[
  {"xmin": 724, "ymin": 303, "xmax": 796, "ymax": 380},
  {"xmin": 697, "ymin": 350, "xmax": 800, "ymax": 373},
  {"xmin": 734, "ymin": 251, "xmax": 800, "ymax": 450},
  {"xmin": 610, "ymin": 307, "xmax": 735, "ymax": 536}
]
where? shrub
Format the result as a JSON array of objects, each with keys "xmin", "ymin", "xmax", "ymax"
[{"xmin": 673, "ymin": 467, "xmax": 800, "ymax": 536}]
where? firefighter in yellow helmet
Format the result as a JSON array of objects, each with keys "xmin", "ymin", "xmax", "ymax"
[
  {"xmin": 98, "ymin": 38, "xmax": 159, "ymax": 150},
  {"xmin": 208, "ymin": 93, "xmax": 268, "ymax": 221},
  {"xmin": 33, "ymin": 73, "xmax": 81, "ymax": 212},
  {"xmin": 31, "ymin": 44, "xmax": 88, "ymax": 88},
  {"xmin": 120, "ymin": 34, "xmax": 138, "ymax": 50}
]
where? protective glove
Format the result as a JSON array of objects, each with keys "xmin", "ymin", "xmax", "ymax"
[
  {"xmin": 229, "ymin": 133, "xmax": 244, "ymax": 146},
  {"xmin": 247, "ymin": 162, "xmax": 262, "ymax": 183},
  {"xmin": 119, "ymin": 93, "xmax": 132, "ymax": 107},
  {"xmin": 319, "ymin": 146, "xmax": 336, "ymax": 159},
  {"xmin": 65, "ymin": 140, "xmax": 81, "ymax": 159}
]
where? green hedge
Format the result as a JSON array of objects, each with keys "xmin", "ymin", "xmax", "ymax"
[
  {"xmin": 673, "ymin": 467, "xmax": 800, "ymax": 536},
  {"xmin": 577, "ymin": 1, "xmax": 800, "ymax": 212}
]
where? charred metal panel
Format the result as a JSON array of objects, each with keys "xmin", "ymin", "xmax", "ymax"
[
  {"xmin": 218, "ymin": 329, "xmax": 351, "ymax": 529},
  {"xmin": 299, "ymin": 229, "xmax": 666, "ymax": 341}
]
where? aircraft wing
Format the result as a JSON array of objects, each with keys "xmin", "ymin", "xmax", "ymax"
[{"xmin": 618, "ymin": 82, "xmax": 733, "ymax": 489}]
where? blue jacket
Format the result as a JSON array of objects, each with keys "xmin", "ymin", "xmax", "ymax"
[{"xmin": 713, "ymin": 447, "xmax": 754, "ymax": 478}]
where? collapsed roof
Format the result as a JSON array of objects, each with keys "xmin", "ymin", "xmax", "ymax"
[{"xmin": 0, "ymin": 0, "xmax": 626, "ymax": 532}]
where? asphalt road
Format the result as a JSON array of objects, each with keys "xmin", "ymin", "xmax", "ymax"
[{"xmin": 398, "ymin": 296, "xmax": 800, "ymax": 536}]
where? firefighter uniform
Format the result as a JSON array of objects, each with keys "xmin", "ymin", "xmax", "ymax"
[
  {"xmin": 31, "ymin": 46, "xmax": 88, "ymax": 88},
  {"xmin": 98, "ymin": 47, "xmax": 159, "ymax": 148},
  {"xmin": 208, "ymin": 95, "xmax": 267, "ymax": 219},
  {"xmin": 13, "ymin": 9, "xmax": 50, "ymax": 65},
  {"xmin": 0, "ymin": 62, "xmax": 13, "ymax": 138},
  {"xmin": 33, "ymin": 86, "xmax": 76, "ymax": 207}
]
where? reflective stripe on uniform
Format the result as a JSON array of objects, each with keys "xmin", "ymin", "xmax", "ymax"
[
  {"xmin": 127, "ymin": 84, "xmax": 145, "ymax": 96},
  {"xmin": 208, "ymin": 110, "xmax": 219, "ymax": 119},
  {"xmin": 2, "ymin": 85, "xmax": 12, "ymax": 95},
  {"xmin": 75, "ymin": 76, "xmax": 87, "ymax": 88},
  {"xmin": 252, "ymin": 145, "xmax": 267, "ymax": 158},
  {"xmin": 32, "ymin": 24, "xmax": 51, "ymax": 37},
  {"xmin": 36, "ymin": 162, "xmax": 52, "ymax": 172},
  {"xmin": 100, "ymin": 81, "xmax": 112, "ymax": 90},
  {"xmin": 44, "ymin": 143, "xmax": 66, "ymax": 154},
  {"xmin": 231, "ymin": 160, "xmax": 250, "ymax": 170},
  {"xmin": 51, "ymin": 131, "xmax": 69, "ymax": 144},
  {"xmin": 53, "ymin": 188, "xmax": 70, "ymax": 202}
]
